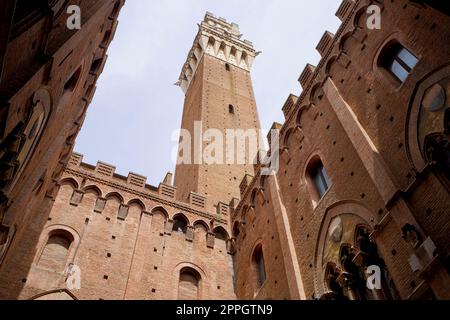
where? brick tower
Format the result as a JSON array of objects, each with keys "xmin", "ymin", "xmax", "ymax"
[{"xmin": 174, "ymin": 12, "xmax": 261, "ymax": 212}]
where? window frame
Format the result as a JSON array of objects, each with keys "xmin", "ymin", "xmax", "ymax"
[{"xmin": 378, "ymin": 41, "xmax": 419, "ymax": 84}]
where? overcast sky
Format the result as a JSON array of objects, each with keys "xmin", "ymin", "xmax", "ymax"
[{"xmin": 75, "ymin": 0, "xmax": 342, "ymax": 185}]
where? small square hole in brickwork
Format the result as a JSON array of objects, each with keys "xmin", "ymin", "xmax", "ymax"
[
  {"xmin": 21, "ymin": 278, "xmax": 27, "ymax": 283},
  {"xmin": 112, "ymin": 235, "xmax": 116, "ymax": 240},
  {"xmin": 350, "ymin": 172, "xmax": 355, "ymax": 176},
  {"xmin": 309, "ymin": 264, "xmax": 313, "ymax": 268},
  {"xmin": 154, "ymin": 266, "xmax": 158, "ymax": 270},
  {"xmin": 107, "ymin": 253, "xmax": 111, "ymax": 258},
  {"xmin": 376, "ymin": 104, "xmax": 382, "ymax": 110},
  {"xmin": 151, "ymin": 288, "xmax": 156, "ymax": 293},
  {"xmin": 154, "ymin": 248, "xmax": 157, "ymax": 253},
  {"xmin": 217, "ymin": 286, "xmax": 221, "ymax": 290},
  {"xmin": 361, "ymin": 193, "xmax": 366, "ymax": 199},
  {"xmin": 103, "ymin": 275, "xmax": 109, "ymax": 280},
  {"xmin": 48, "ymin": 217, "xmax": 52, "ymax": 221},
  {"xmin": 333, "ymin": 141, "xmax": 337, "ymax": 145},
  {"xmin": 106, "ymin": 217, "xmax": 111, "ymax": 221}
]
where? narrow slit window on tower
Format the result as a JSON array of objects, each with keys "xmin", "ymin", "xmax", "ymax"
[
  {"xmin": 229, "ymin": 104, "xmax": 235, "ymax": 114},
  {"xmin": 225, "ymin": 63, "xmax": 230, "ymax": 71}
]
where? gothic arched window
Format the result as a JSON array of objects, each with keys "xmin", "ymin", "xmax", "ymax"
[
  {"xmin": 252, "ymin": 244, "xmax": 266, "ymax": 289},
  {"xmin": 172, "ymin": 214, "xmax": 188, "ymax": 233}
]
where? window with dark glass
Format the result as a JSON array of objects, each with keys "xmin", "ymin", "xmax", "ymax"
[
  {"xmin": 310, "ymin": 161, "xmax": 331, "ymax": 199},
  {"xmin": 380, "ymin": 43, "xmax": 418, "ymax": 82},
  {"xmin": 253, "ymin": 245, "xmax": 266, "ymax": 288}
]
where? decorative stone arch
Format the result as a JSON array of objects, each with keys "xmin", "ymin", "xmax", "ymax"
[
  {"xmin": 282, "ymin": 127, "xmax": 295, "ymax": 149},
  {"xmin": 313, "ymin": 200, "xmax": 378, "ymax": 294},
  {"xmin": 59, "ymin": 177, "xmax": 79, "ymax": 190},
  {"xmin": 127, "ymin": 199, "xmax": 146, "ymax": 211},
  {"xmin": 241, "ymin": 204, "xmax": 250, "ymax": 222},
  {"xmin": 193, "ymin": 220, "xmax": 210, "ymax": 233},
  {"xmin": 34, "ymin": 224, "xmax": 80, "ymax": 272},
  {"xmin": 338, "ymin": 30, "xmax": 355, "ymax": 53},
  {"xmin": 82, "ymin": 185, "xmax": 102, "ymax": 197},
  {"xmin": 353, "ymin": 5, "xmax": 371, "ymax": 29},
  {"xmin": 105, "ymin": 192, "xmax": 124, "ymax": 203},
  {"xmin": 324, "ymin": 55, "xmax": 339, "ymax": 78},
  {"xmin": 213, "ymin": 226, "xmax": 230, "ymax": 241},
  {"xmin": 150, "ymin": 206, "xmax": 169, "ymax": 220},
  {"xmin": 406, "ymin": 64, "xmax": 450, "ymax": 172},
  {"xmin": 309, "ymin": 83, "xmax": 324, "ymax": 105},
  {"xmin": 28, "ymin": 289, "xmax": 78, "ymax": 300}
]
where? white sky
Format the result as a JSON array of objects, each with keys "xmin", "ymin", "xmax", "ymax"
[{"xmin": 75, "ymin": 0, "xmax": 342, "ymax": 185}]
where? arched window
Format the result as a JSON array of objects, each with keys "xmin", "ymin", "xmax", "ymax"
[
  {"xmin": 172, "ymin": 214, "xmax": 188, "ymax": 233},
  {"xmin": 252, "ymin": 244, "xmax": 266, "ymax": 289},
  {"xmin": 225, "ymin": 63, "xmax": 230, "ymax": 71},
  {"xmin": 39, "ymin": 230, "xmax": 74, "ymax": 272},
  {"xmin": 229, "ymin": 104, "xmax": 235, "ymax": 114},
  {"xmin": 178, "ymin": 267, "xmax": 201, "ymax": 300},
  {"xmin": 214, "ymin": 227, "xmax": 228, "ymax": 242},
  {"xmin": 379, "ymin": 42, "xmax": 418, "ymax": 82},
  {"xmin": 307, "ymin": 158, "xmax": 331, "ymax": 202}
]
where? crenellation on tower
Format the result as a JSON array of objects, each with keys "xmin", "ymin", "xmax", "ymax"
[{"xmin": 177, "ymin": 12, "xmax": 259, "ymax": 94}]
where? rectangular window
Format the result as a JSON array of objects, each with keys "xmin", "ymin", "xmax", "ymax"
[
  {"xmin": 312, "ymin": 164, "xmax": 331, "ymax": 199},
  {"xmin": 389, "ymin": 47, "xmax": 418, "ymax": 82}
]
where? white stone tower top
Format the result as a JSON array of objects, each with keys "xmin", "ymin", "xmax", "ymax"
[{"xmin": 177, "ymin": 12, "xmax": 259, "ymax": 93}]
